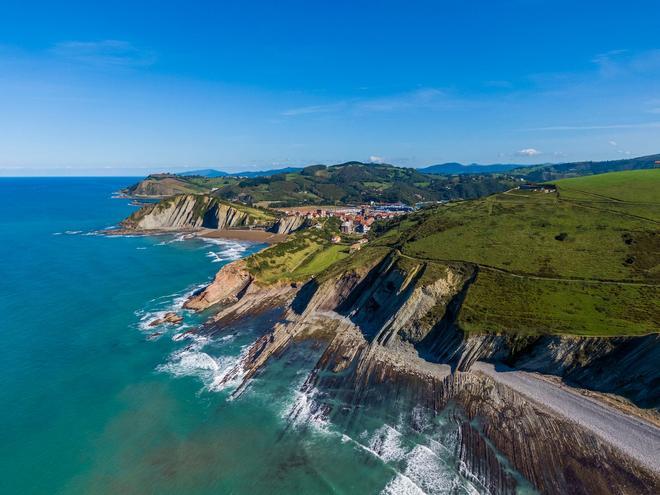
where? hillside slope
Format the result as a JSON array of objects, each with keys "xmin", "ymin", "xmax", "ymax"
[
  {"xmin": 514, "ymin": 153, "xmax": 660, "ymax": 181},
  {"xmin": 121, "ymin": 173, "xmax": 207, "ymax": 197}
]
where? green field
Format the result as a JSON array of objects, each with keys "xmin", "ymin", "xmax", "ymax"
[
  {"xmin": 245, "ymin": 219, "xmax": 351, "ymax": 284},
  {"xmin": 459, "ymin": 269, "xmax": 658, "ymax": 336},
  {"xmin": 400, "ymin": 171, "xmax": 659, "ymax": 282},
  {"xmin": 553, "ymin": 169, "xmax": 660, "ymax": 203}
]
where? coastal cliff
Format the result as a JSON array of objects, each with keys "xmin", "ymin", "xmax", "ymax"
[
  {"xmin": 120, "ymin": 194, "xmax": 276, "ymax": 231},
  {"xmin": 191, "ymin": 251, "xmax": 659, "ymax": 409},
  {"xmin": 182, "ymin": 250, "xmax": 659, "ymax": 493}
]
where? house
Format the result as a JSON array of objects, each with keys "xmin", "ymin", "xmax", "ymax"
[{"xmin": 340, "ymin": 220, "xmax": 354, "ymax": 234}]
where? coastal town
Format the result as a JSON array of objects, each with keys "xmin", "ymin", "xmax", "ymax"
[{"xmin": 275, "ymin": 203, "xmax": 414, "ymax": 235}]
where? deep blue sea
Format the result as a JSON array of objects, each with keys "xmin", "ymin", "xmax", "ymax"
[{"xmin": 0, "ymin": 178, "xmax": 487, "ymax": 495}]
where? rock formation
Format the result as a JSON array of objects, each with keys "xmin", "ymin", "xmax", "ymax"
[
  {"xmin": 148, "ymin": 312, "xmax": 183, "ymax": 326},
  {"xmin": 120, "ymin": 194, "xmax": 274, "ymax": 231},
  {"xmin": 184, "ymin": 260, "xmax": 254, "ymax": 311},
  {"xmin": 185, "ymin": 249, "xmax": 659, "ymax": 493},
  {"xmin": 269, "ymin": 215, "xmax": 309, "ymax": 234}
]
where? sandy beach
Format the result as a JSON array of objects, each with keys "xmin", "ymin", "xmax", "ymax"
[{"xmin": 103, "ymin": 227, "xmax": 287, "ymax": 244}]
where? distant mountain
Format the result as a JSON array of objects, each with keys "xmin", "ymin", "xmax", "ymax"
[
  {"xmin": 419, "ymin": 163, "xmax": 522, "ymax": 175},
  {"xmin": 178, "ymin": 167, "xmax": 302, "ymax": 178},
  {"xmin": 179, "ymin": 169, "xmax": 229, "ymax": 177},
  {"xmin": 232, "ymin": 166, "xmax": 302, "ymax": 178},
  {"xmin": 422, "ymin": 153, "xmax": 660, "ymax": 179}
]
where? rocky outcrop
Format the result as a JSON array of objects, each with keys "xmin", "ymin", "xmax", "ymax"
[
  {"xmin": 183, "ymin": 259, "xmax": 296, "ymax": 327},
  {"xmin": 184, "ymin": 260, "xmax": 254, "ymax": 311},
  {"xmin": 269, "ymin": 215, "xmax": 309, "ymax": 234},
  {"xmin": 148, "ymin": 312, "xmax": 183, "ymax": 326},
  {"xmin": 197, "ymin": 250, "xmax": 658, "ymax": 409},
  {"xmin": 121, "ymin": 194, "xmax": 273, "ymax": 231}
]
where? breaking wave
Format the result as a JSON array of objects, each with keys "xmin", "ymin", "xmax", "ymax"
[{"xmin": 203, "ymin": 238, "xmax": 249, "ymax": 263}]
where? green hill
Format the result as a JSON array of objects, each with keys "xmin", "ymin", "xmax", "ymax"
[
  {"xmin": 122, "ymin": 155, "xmax": 658, "ymax": 207},
  {"xmin": 267, "ymin": 169, "xmax": 659, "ymax": 337},
  {"xmin": 123, "ymin": 162, "xmax": 517, "ymax": 206}
]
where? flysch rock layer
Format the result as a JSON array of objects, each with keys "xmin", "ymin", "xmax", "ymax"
[{"xmin": 185, "ymin": 251, "xmax": 660, "ymax": 494}]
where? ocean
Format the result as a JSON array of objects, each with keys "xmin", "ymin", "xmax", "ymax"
[{"xmin": 0, "ymin": 178, "xmax": 485, "ymax": 494}]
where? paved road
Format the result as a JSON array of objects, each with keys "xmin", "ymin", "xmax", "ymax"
[{"xmin": 472, "ymin": 362, "xmax": 660, "ymax": 473}]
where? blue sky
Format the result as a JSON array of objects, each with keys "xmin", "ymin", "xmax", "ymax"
[{"xmin": 1, "ymin": 0, "xmax": 659, "ymax": 175}]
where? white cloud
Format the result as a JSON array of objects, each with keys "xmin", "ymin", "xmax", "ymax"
[
  {"xmin": 516, "ymin": 148, "xmax": 541, "ymax": 157},
  {"xmin": 369, "ymin": 155, "xmax": 384, "ymax": 163},
  {"xmin": 609, "ymin": 140, "xmax": 617, "ymax": 146},
  {"xmin": 51, "ymin": 40, "xmax": 156, "ymax": 68}
]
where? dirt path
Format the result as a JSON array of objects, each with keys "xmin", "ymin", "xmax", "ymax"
[{"xmin": 395, "ymin": 249, "xmax": 658, "ymax": 287}]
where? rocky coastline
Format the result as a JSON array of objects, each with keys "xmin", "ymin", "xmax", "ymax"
[{"xmin": 178, "ymin": 253, "xmax": 660, "ymax": 494}]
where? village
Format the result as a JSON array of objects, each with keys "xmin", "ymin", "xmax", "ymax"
[{"xmin": 275, "ymin": 203, "xmax": 414, "ymax": 237}]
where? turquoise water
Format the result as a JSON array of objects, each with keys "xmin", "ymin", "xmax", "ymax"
[{"xmin": 0, "ymin": 178, "xmax": 487, "ymax": 494}]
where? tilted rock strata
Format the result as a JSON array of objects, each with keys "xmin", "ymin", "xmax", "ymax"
[
  {"xmin": 184, "ymin": 260, "xmax": 254, "ymax": 311},
  {"xmin": 121, "ymin": 194, "xmax": 270, "ymax": 231},
  {"xmin": 269, "ymin": 215, "xmax": 309, "ymax": 234},
  {"xmin": 202, "ymin": 251, "xmax": 659, "ymax": 409},
  {"xmin": 189, "ymin": 250, "xmax": 660, "ymax": 493}
]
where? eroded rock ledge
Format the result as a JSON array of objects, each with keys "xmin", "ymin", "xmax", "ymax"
[{"xmin": 185, "ymin": 251, "xmax": 659, "ymax": 493}]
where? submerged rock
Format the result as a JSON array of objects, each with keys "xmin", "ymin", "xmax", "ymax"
[{"xmin": 148, "ymin": 312, "xmax": 183, "ymax": 327}]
